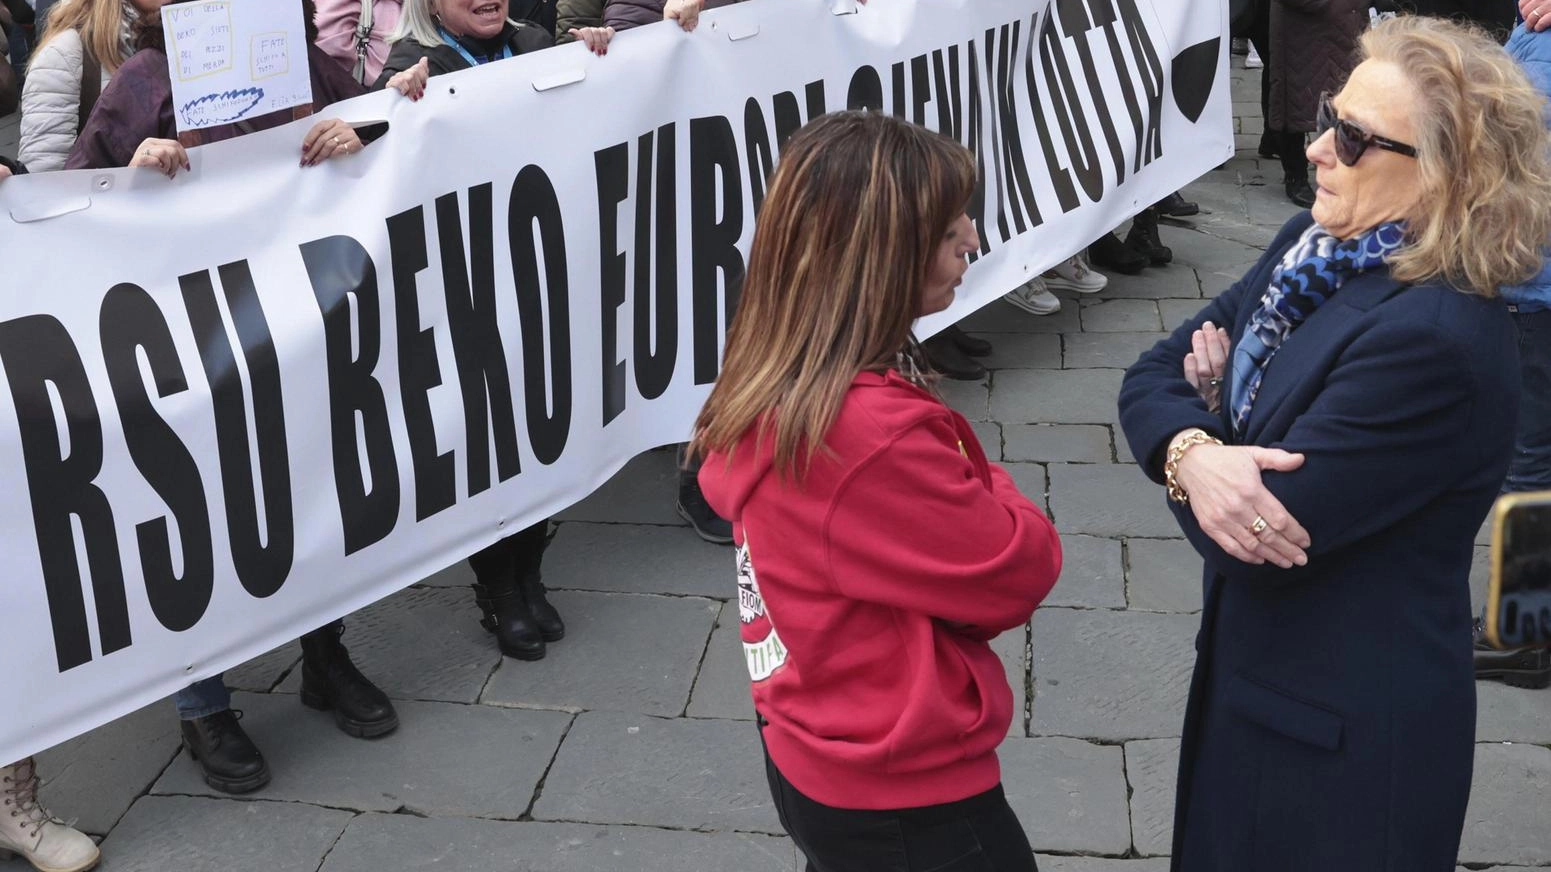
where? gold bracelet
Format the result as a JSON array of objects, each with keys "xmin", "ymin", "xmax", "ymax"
[{"xmin": 1164, "ymin": 431, "xmax": 1223, "ymax": 504}]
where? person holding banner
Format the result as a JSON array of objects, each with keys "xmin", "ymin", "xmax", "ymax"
[
  {"xmin": 1118, "ymin": 17, "xmax": 1551, "ymax": 870},
  {"xmin": 60, "ymin": 0, "xmax": 434, "ymax": 795},
  {"xmin": 694, "ymin": 111, "xmax": 1061, "ymax": 872},
  {"xmin": 373, "ymin": 0, "xmax": 613, "ymax": 661}
]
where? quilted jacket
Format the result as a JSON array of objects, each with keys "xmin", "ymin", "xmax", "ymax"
[
  {"xmin": 19, "ymin": 27, "xmax": 112, "ymax": 171},
  {"xmin": 1267, "ymin": 0, "xmax": 1368, "ymax": 133}
]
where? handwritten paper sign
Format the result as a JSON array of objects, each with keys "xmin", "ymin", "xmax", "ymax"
[{"xmin": 163, "ymin": 0, "xmax": 313, "ymax": 132}]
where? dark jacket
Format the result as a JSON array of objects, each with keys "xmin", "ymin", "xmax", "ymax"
[
  {"xmin": 603, "ymin": 0, "xmax": 741, "ymax": 32},
  {"xmin": 374, "ymin": 19, "xmax": 554, "ymax": 87},
  {"xmin": 1268, "ymin": 0, "xmax": 1367, "ymax": 132},
  {"xmin": 1402, "ymin": 0, "xmax": 1515, "ymax": 38},
  {"xmin": 1502, "ymin": 23, "xmax": 1551, "ymax": 311},
  {"xmin": 1118, "ymin": 212, "xmax": 1518, "ymax": 872},
  {"xmin": 65, "ymin": 43, "xmax": 366, "ymax": 170}
]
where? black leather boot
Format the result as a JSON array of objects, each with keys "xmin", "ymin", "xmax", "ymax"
[
  {"xmin": 1124, "ymin": 208, "xmax": 1172, "ymax": 265},
  {"xmin": 519, "ymin": 572, "xmax": 565, "ymax": 642},
  {"xmin": 1156, "ymin": 191, "xmax": 1199, "ymax": 218},
  {"xmin": 1088, "ymin": 232, "xmax": 1148, "ymax": 275},
  {"xmin": 944, "ymin": 324, "xmax": 992, "ymax": 358},
  {"xmin": 1473, "ymin": 618, "xmax": 1551, "ymax": 689},
  {"xmin": 921, "ymin": 333, "xmax": 986, "ymax": 381},
  {"xmin": 299, "ymin": 622, "xmax": 399, "ymax": 738},
  {"xmin": 677, "ymin": 456, "xmax": 734, "ymax": 545},
  {"xmin": 180, "ymin": 710, "xmax": 270, "ymax": 794},
  {"xmin": 473, "ymin": 578, "xmax": 546, "ymax": 661}
]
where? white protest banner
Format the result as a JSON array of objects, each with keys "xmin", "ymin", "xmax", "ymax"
[
  {"xmin": 163, "ymin": 0, "xmax": 314, "ymax": 132},
  {"xmin": 0, "ymin": 0, "xmax": 1231, "ymax": 765}
]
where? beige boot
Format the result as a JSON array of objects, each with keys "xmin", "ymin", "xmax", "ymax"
[{"xmin": 0, "ymin": 758, "xmax": 100, "ymax": 872}]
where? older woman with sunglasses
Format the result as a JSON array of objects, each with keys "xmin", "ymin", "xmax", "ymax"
[{"xmin": 1118, "ymin": 17, "xmax": 1551, "ymax": 871}]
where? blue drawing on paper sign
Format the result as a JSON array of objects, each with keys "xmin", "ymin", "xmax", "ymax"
[{"xmin": 180, "ymin": 86, "xmax": 265, "ymax": 127}]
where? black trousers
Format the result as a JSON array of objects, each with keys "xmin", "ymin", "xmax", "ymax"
[
  {"xmin": 1247, "ymin": 0, "xmax": 1308, "ymax": 183},
  {"xmin": 763, "ymin": 746, "xmax": 1038, "ymax": 872},
  {"xmin": 467, "ymin": 519, "xmax": 550, "ymax": 582}
]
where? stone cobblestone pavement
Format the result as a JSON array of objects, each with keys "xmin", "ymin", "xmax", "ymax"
[{"xmin": 4, "ymin": 61, "xmax": 1551, "ymax": 872}]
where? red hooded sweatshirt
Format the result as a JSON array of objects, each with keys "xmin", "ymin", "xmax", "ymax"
[{"xmin": 699, "ymin": 370, "xmax": 1062, "ymax": 810}]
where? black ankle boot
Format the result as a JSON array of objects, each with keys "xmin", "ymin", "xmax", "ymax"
[
  {"xmin": 519, "ymin": 572, "xmax": 565, "ymax": 642},
  {"xmin": 299, "ymin": 623, "xmax": 399, "ymax": 738},
  {"xmin": 677, "ymin": 466, "xmax": 734, "ymax": 545},
  {"xmin": 1088, "ymin": 232, "xmax": 1148, "ymax": 275},
  {"xmin": 921, "ymin": 333, "xmax": 986, "ymax": 381},
  {"xmin": 944, "ymin": 324, "xmax": 992, "ymax": 357},
  {"xmin": 1124, "ymin": 208, "xmax": 1172, "ymax": 265},
  {"xmin": 473, "ymin": 579, "xmax": 546, "ymax": 660},
  {"xmin": 1285, "ymin": 176, "xmax": 1315, "ymax": 209},
  {"xmin": 181, "ymin": 710, "xmax": 270, "ymax": 794}
]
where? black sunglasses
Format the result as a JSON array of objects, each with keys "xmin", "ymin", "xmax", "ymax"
[{"xmin": 1316, "ymin": 94, "xmax": 1418, "ymax": 166}]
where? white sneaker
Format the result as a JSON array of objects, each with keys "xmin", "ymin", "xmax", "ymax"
[
  {"xmin": 0, "ymin": 759, "xmax": 100, "ymax": 872},
  {"xmin": 1043, "ymin": 256, "xmax": 1107, "ymax": 294},
  {"xmin": 1003, "ymin": 277, "xmax": 1061, "ymax": 315},
  {"xmin": 1245, "ymin": 44, "xmax": 1263, "ymax": 69}
]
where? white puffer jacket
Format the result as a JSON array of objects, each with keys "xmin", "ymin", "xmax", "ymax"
[{"xmin": 19, "ymin": 28, "xmax": 109, "ymax": 172}]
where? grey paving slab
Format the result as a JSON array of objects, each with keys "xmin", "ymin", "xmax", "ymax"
[
  {"xmin": 276, "ymin": 586, "xmax": 499, "ymax": 704},
  {"xmin": 1005, "ymin": 424, "xmax": 1113, "ymax": 464},
  {"xmin": 152, "ymin": 693, "xmax": 570, "ymax": 818},
  {"xmin": 1036, "ymin": 858, "xmax": 1172, "ymax": 872},
  {"xmin": 1457, "ymin": 743, "xmax": 1551, "ymax": 866},
  {"xmin": 1126, "ymin": 538, "xmax": 1205, "ymax": 613},
  {"xmin": 1476, "ymin": 682, "xmax": 1551, "ymax": 745},
  {"xmin": 974, "ymin": 332, "xmax": 1063, "ymax": 369},
  {"xmin": 938, "ymin": 376, "xmax": 991, "ymax": 421},
  {"xmin": 959, "ymin": 297, "xmax": 1082, "ymax": 334},
  {"xmin": 686, "ymin": 604, "xmax": 755, "ymax": 721},
  {"xmin": 542, "ymin": 522, "xmax": 735, "ymax": 599},
  {"xmin": 481, "ymin": 591, "xmax": 719, "ymax": 717},
  {"xmin": 32, "ymin": 703, "xmax": 182, "ymax": 836},
  {"xmin": 532, "ymin": 711, "xmax": 779, "ymax": 833},
  {"xmin": 1470, "ymin": 544, "xmax": 1491, "ymax": 614},
  {"xmin": 1095, "ymin": 266, "xmax": 1201, "ymax": 300},
  {"xmin": 1048, "ymin": 464, "xmax": 1179, "ymax": 538},
  {"xmin": 225, "ymin": 642, "xmax": 301, "ymax": 693},
  {"xmin": 1044, "ymin": 535, "xmax": 1126, "ymax": 609},
  {"xmin": 1125, "ymin": 738, "xmax": 1181, "ymax": 857},
  {"xmin": 1002, "ymin": 737, "xmax": 1131, "ymax": 856},
  {"xmin": 1063, "ymin": 332, "xmax": 1167, "ymax": 370},
  {"xmin": 94, "ymin": 796, "xmax": 352, "ymax": 872},
  {"xmin": 556, "ymin": 449, "xmax": 687, "ymax": 527},
  {"xmin": 1030, "ymin": 609, "xmax": 1197, "ymax": 741},
  {"xmin": 1159, "ymin": 298, "xmax": 1210, "ymax": 333},
  {"xmin": 1004, "ymin": 463, "xmax": 1050, "ymax": 516},
  {"xmin": 974, "ymin": 421, "xmax": 1003, "ymax": 461},
  {"xmin": 991, "ymin": 369, "xmax": 1125, "ymax": 425},
  {"xmin": 416, "ymin": 557, "xmax": 477, "ymax": 588},
  {"xmin": 995, "ymin": 624, "xmax": 1030, "ymax": 738},
  {"xmin": 1079, "ymin": 299, "xmax": 1163, "ymax": 333},
  {"xmin": 318, "ymin": 815, "xmax": 796, "ymax": 872},
  {"xmin": 1169, "ymin": 229, "xmax": 1264, "ymax": 279}
]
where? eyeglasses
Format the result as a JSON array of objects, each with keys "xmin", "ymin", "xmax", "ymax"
[{"xmin": 1316, "ymin": 94, "xmax": 1418, "ymax": 166}]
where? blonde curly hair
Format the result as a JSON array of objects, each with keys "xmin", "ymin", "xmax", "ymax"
[{"xmin": 1361, "ymin": 16, "xmax": 1551, "ymax": 296}]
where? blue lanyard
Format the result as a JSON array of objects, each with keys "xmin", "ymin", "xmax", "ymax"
[{"xmin": 438, "ymin": 27, "xmax": 513, "ymax": 67}]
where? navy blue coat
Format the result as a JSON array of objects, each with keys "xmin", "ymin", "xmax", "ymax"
[{"xmin": 1118, "ymin": 213, "xmax": 1519, "ymax": 872}]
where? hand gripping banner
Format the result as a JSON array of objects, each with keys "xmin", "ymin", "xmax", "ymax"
[{"xmin": 0, "ymin": 0, "xmax": 1232, "ymax": 764}]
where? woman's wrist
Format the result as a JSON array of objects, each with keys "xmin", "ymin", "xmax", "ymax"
[{"xmin": 1164, "ymin": 429, "xmax": 1223, "ymax": 504}]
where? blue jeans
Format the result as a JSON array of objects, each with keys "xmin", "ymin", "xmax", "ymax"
[
  {"xmin": 1505, "ymin": 308, "xmax": 1551, "ymax": 494},
  {"xmin": 173, "ymin": 675, "xmax": 231, "ymax": 720}
]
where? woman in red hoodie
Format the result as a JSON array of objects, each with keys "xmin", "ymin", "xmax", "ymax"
[{"xmin": 693, "ymin": 111, "xmax": 1062, "ymax": 871}]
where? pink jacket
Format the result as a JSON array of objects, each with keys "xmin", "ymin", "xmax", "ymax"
[{"xmin": 314, "ymin": 0, "xmax": 403, "ymax": 84}]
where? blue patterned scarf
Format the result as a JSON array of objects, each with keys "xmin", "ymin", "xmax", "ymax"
[{"xmin": 1229, "ymin": 221, "xmax": 1406, "ymax": 435}]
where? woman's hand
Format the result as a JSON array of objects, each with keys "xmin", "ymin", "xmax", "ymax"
[
  {"xmin": 129, "ymin": 138, "xmax": 190, "ymax": 177},
  {"xmin": 1172, "ymin": 436, "xmax": 1312, "ymax": 569},
  {"xmin": 1182, "ymin": 321, "xmax": 1231, "ymax": 413},
  {"xmin": 0, "ymin": 164, "xmax": 10, "ymax": 182},
  {"xmin": 663, "ymin": 0, "xmax": 703, "ymax": 31},
  {"xmin": 1523, "ymin": 0, "xmax": 1551, "ymax": 31},
  {"xmin": 301, "ymin": 118, "xmax": 363, "ymax": 167},
  {"xmin": 385, "ymin": 57, "xmax": 430, "ymax": 101},
  {"xmin": 568, "ymin": 25, "xmax": 615, "ymax": 55}
]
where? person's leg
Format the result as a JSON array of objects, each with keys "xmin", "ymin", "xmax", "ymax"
[
  {"xmin": 173, "ymin": 675, "xmax": 232, "ymax": 720},
  {"xmin": 469, "ymin": 528, "xmax": 548, "ymax": 660},
  {"xmin": 508, "ymin": 519, "xmax": 564, "ymax": 642},
  {"xmin": 174, "ymin": 676, "xmax": 270, "ymax": 794},
  {"xmin": 762, "ymin": 744, "xmax": 907, "ymax": 872},
  {"xmin": 299, "ymin": 618, "xmax": 398, "ymax": 738},
  {"xmin": 678, "ymin": 445, "xmax": 735, "ymax": 543},
  {"xmin": 1504, "ymin": 309, "xmax": 1551, "ymax": 494}
]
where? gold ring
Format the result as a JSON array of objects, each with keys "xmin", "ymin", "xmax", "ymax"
[{"xmin": 1249, "ymin": 516, "xmax": 1269, "ymax": 536}]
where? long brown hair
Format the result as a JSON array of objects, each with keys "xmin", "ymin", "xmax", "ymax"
[
  {"xmin": 33, "ymin": 0, "xmax": 133, "ymax": 73},
  {"xmin": 691, "ymin": 111, "xmax": 976, "ymax": 478}
]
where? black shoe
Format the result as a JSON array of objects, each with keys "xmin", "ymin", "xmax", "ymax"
[
  {"xmin": 1257, "ymin": 131, "xmax": 1279, "ymax": 160},
  {"xmin": 181, "ymin": 710, "xmax": 271, "ymax": 794},
  {"xmin": 677, "ymin": 471, "xmax": 735, "ymax": 545},
  {"xmin": 1285, "ymin": 177, "xmax": 1315, "ymax": 209},
  {"xmin": 921, "ymin": 333, "xmax": 986, "ymax": 381},
  {"xmin": 944, "ymin": 324, "xmax": 992, "ymax": 358},
  {"xmin": 299, "ymin": 623, "xmax": 399, "ymax": 738},
  {"xmin": 1088, "ymin": 232, "xmax": 1148, "ymax": 275},
  {"xmin": 1474, "ymin": 619, "xmax": 1551, "ymax": 689},
  {"xmin": 473, "ymin": 579, "xmax": 547, "ymax": 660},
  {"xmin": 518, "ymin": 572, "xmax": 565, "ymax": 642},
  {"xmin": 1124, "ymin": 208, "xmax": 1172, "ymax": 265},
  {"xmin": 1156, "ymin": 191, "xmax": 1199, "ymax": 218}
]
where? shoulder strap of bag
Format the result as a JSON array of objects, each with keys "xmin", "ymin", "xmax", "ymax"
[
  {"xmin": 78, "ymin": 44, "xmax": 101, "ymax": 135},
  {"xmin": 352, "ymin": 0, "xmax": 374, "ymax": 84}
]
